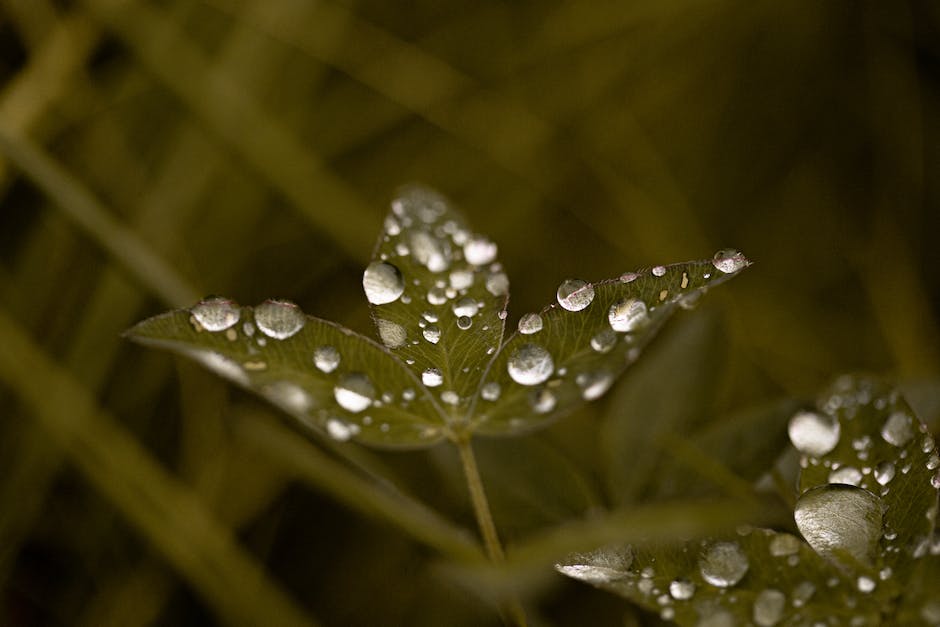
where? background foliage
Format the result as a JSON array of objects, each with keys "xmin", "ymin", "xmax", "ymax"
[{"xmin": 0, "ymin": 1, "xmax": 939, "ymax": 625}]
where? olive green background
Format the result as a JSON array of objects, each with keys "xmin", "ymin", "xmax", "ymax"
[{"xmin": 1, "ymin": 1, "xmax": 938, "ymax": 625}]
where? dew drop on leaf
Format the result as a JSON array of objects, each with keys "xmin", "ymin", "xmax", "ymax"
[
  {"xmin": 794, "ymin": 484, "xmax": 884, "ymax": 567},
  {"xmin": 829, "ymin": 465, "xmax": 863, "ymax": 486},
  {"xmin": 698, "ymin": 541, "xmax": 749, "ymax": 587},
  {"xmin": 507, "ymin": 343, "xmax": 554, "ymax": 386},
  {"xmin": 529, "ymin": 388, "xmax": 557, "ymax": 414},
  {"xmin": 456, "ymin": 315, "xmax": 472, "ymax": 330},
  {"xmin": 326, "ymin": 417, "xmax": 359, "ymax": 441},
  {"xmin": 856, "ymin": 575, "xmax": 876, "ymax": 593},
  {"xmin": 752, "ymin": 589, "xmax": 786, "ymax": 626},
  {"xmin": 376, "ymin": 319, "xmax": 407, "ymax": 348},
  {"xmin": 422, "ymin": 368, "xmax": 443, "ymax": 387},
  {"xmin": 788, "ymin": 410, "xmax": 841, "ymax": 456},
  {"xmin": 590, "ymin": 329, "xmax": 617, "ymax": 353},
  {"xmin": 712, "ymin": 248, "xmax": 749, "ymax": 274},
  {"xmin": 608, "ymin": 298, "xmax": 649, "ymax": 332},
  {"xmin": 652, "ymin": 265, "xmax": 666, "ymax": 277},
  {"xmin": 556, "ymin": 279, "xmax": 595, "ymax": 311},
  {"xmin": 768, "ymin": 533, "xmax": 801, "ymax": 557},
  {"xmin": 422, "ymin": 325, "xmax": 441, "ymax": 344},
  {"xmin": 668, "ymin": 578, "xmax": 695, "ymax": 600},
  {"xmin": 264, "ymin": 381, "xmax": 313, "ymax": 413},
  {"xmin": 449, "ymin": 269, "xmax": 474, "ymax": 290},
  {"xmin": 481, "ymin": 381, "xmax": 500, "ymax": 401},
  {"xmin": 874, "ymin": 461, "xmax": 896, "ymax": 485},
  {"xmin": 577, "ymin": 370, "xmax": 614, "ymax": 400},
  {"xmin": 881, "ymin": 411, "xmax": 915, "ymax": 447},
  {"xmin": 254, "ymin": 299, "xmax": 305, "ymax": 339},
  {"xmin": 452, "ymin": 297, "xmax": 479, "ymax": 318},
  {"xmin": 333, "ymin": 373, "xmax": 375, "ymax": 413},
  {"xmin": 485, "ymin": 271, "xmax": 509, "ymax": 296},
  {"xmin": 362, "ymin": 261, "xmax": 405, "ymax": 305},
  {"xmin": 190, "ymin": 297, "xmax": 240, "ymax": 331},
  {"xmin": 518, "ymin": 312, "xmax": 543, "ymax": 335},
  {"xmin": 463, "ymin": 236, "xmax": 498, "ymax": 266},
  {"xmin": 312, "ymin": 345, "xmax": 341, "ymax": 373}
]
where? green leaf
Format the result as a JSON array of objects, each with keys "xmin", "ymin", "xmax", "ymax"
[
  {"xmin": 472, "ymin": 251, "xmax": 750, "ymax": 435},
  {"xmin": 362, "ymin": 185, "xmax": 508, "ymax": 421},
  {"xmin": 125, "ymin": 300, "xmax": 447, "ymax": 448}
]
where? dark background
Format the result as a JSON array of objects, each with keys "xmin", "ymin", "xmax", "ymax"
[{"xmin": 1, "ymin": 1, "xmax": 939, "ymax": 625}]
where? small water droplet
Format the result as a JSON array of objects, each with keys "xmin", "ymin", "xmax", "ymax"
[
  {"xmin": 326, "ymin": 417, "xmax": 360, "ymax": 441},
  {"xmin": 463, "ymin": 236, "xmax": 498, "ymax": 265},
  {"xmin": 313, "ymin": 345, "xmax": 340, "ymax": 373},
  {"xmin": 608, "ymin": 298, "xmax": 649, "ymax": 332},
  {"xmin": 441, "ymin": 390, "xmax": 459, "ymax": 405},
  {"xmin": 768, "ymin": 533, "xmax": 801, "ymax": 557},
  {"xmin": 508, "ymin": 344, "xmax": 554, "ymax": 386},
  {"xmin": 453, "ymin": 297, "xmax": 479, "ymax": 318},
  {"xmin": 577, "ymin": 370, "xmax": 614, "ymax": 400},
  {"xmin": 829, "ymin": 465, "xmax": 863, "ymax": 486},
  {"xmin": 422, "ymin": 368, "xmax": 443, "ymax": 387},
  {"xmin": 376, "ymin": 319, "xmax": 407, "ymax": 348},
  {"xmin": 333, "ymin": 373, "xmax": 375, "ymax": 413},
  {"xmin": 874, "ymin": 461, "xmax": 896, "ymax": 485},
  {"xmin": 557, "ymin": 279, "xmax": 595, "ymax": 311},
  {"xmin": 189, "ymin": 350, "xmax": 249, "ymax": 386},
  {"xmin": 265, "ymin": 381, "xmax": 312, "ymax": 414},
  {"xmin": 590, "ymin": 329, "xmax": 617, "ymax": 353},
  {"xmin": 788, "ymin": 411, "xmax": 841, "ymax": 456},
  {"xmin": 856, "ymin": 576, "xmax": 876, "ymax": 593},
  {"xmin": 699, "ymin": 541, "xmax": 749, "ymax": 587},
  {"xmin": 255, "ymin": 300, "xmax": 305, "ymax": 339},
  {"xmin": 881, "ymin": 411, "xmax": 914, "ymax": 447},
  {"xmin": 427, "ymin": 287, "xmax": 447, "ymax": 305},
  {"xmin": 668, "ymin": 578, "xmax": 695, "ymax": 600},
  {"xmin": 792, "ymin": 581, "xmax": 815, "ymax": 607},
  {"xmin": 410, "ymin": 230, "xmax": 450, "ymax": 272},
  {"xmin": 191, "ymin": 297, "xmax": 240, "ymax": 331},
  {"xmin": 449, "ymin": 269, "xmax": 474, "ymax": 290},
  {"xmin": 481, "ymin": 381, "xmax": 501, "ymax": 401},
  {"xmin": 712, "ymin": 248, "xmax": 749, "ymax": 274},
  {"xmin": 457, "ymin": 315, "xmax": 472, "ymax": 330},
  {"xmin": 753, "ymin": 589, "xmax": 786, "ymax": 626},
  {"xmin": 652, "ymin": 265, "xmax": 666, "ymax": 277},
  {"xmin": 485, "ymin": 272, "xmax": 509, "ymax": 296},
  {"xmin": 794, "ymin": 484, "xmax": 885, "ymax": 566},
  {"xmin": 620, "ymin": 272, "xmax": 638, "ymax": 283},
  {"xmin": 422, "ymin": 325, "xmax": 441, "ymax": 344},
  {"xmin": 555, "ymin": 545, "xmax": 633, "ymax": 584},
  {"xmin": 530, "ymin": 388, "xmax": 557, "ymax": 414},
  {"xmin": 518, "ymin": 313, "xmax": 543, "ymax": 335},
  {"xmin": 363, "ymin": 261, "xmax": 405, "ymax": 305}
]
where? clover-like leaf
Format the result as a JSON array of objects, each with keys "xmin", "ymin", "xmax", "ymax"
[
  {"xmin": 471, "ymin": 251, "xmax": 750, "ymax": 435},
  {"xmin": 557, "ymin": 375, "xmax": 940, "ymax": 625},
  {"xmin": 125, "ymin": 299, "xmax": 447, "ymax": 447},
  {"xmin": 362, "ymin": 185, "xmax": 508, "ymax": 421}
]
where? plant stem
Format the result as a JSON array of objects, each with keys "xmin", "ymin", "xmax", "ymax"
[{"xmin": 455, "ymin": 436, "xmax": 527, "ymax": 627}]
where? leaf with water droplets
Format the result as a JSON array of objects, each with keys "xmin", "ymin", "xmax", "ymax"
[
  {"xmin": 125, "ymin": 298, "xmax": 448, "ymax": 447},
  {"xmin": 363, "ymin": 186, "xmax": 508, "ymax": 423},
  {"xmin": 472, "ymin": 252, "xmax": 751, "ymax": 435}
]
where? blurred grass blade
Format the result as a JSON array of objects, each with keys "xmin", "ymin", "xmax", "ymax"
[
  {"xmin": 473, "ymin": 250, "xmax": 751, "ymax": 435},
  {"xmin": 0, "ymin": 307, "xmax": 319, "ymax": 627},
  {"xmin": 126, "ymin": 299, "xmax": 450, "ymax": 447},
  {"xmin": 364, "ymin": 185, "xmax": 508, "ymax": 422}
]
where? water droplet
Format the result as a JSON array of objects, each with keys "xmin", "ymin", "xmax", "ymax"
[
  {"xmin": 577, "ymin": 371, "xmax": 614, "ymax": 400},
  {"xmin": 557, "ymin": 279, "xmax": 595, "ymax": 311},
  {"xmin": 507, "ymin": 344, "xmax": 554, "ymax": 386},
  {"xmin": 652, "ymin": 265, "xmax": 666, "ymax": 277},
  {"xmin": 555, "ymin": 545, "xmax": 633, "ymax": 584},
  {"xmin": 792, "ymin": 581, "xmax": 815, "ymax": 607},
  {"xmin": 668, "ymin": 578, "xmax": 695, "ymax": 600},
  {"xmin": 530, "ymin": 388, "xmax": 557, "ymax": 414},
  {"xmin": 753, "ymin": 589, "xmax": 786, "ymax": 626},
  {"xmin": 481, "ymin": 381, "xmax": 501, "ymax": 401},
  {"xmin": 422, "ymin": 368, "xmax": 443, "ymax": 387},
  {"xmin": 518, "ymin": 313, "xmax": 543, "ymax": 335},
  {"xmin": 376, "ymin": 319, "xmax": 406, "ymax": 348},
  {"xmin": 449, "ymin": 269, "xmax": 474, "ymax": 290},
  {"xmin": 768, "ymin": 532, "xmax": 802, "ymax": 557},
  {"xmin": 591, "ymin": 329, "xmax": 617, "ymax": 353},
  {"xmin": 411, "ymin": 230, "xmax": 450, "ymax": 272},
  {"xmin": 794, "ymin": 484, "xmax": 885, "ymax": 566},
  {"xmin": 857, "ymin": 576, "xmax": 876, "ymax": 593},
  {"xmin": 620, "ymin": 272, "xmax": 638, "ymax": 283},
  {"xmin": 362, "ymin": 261, "xmax": 405, "ymax": 305},
  {"xmin": 188, "ymin": 350, "xmax": 249, "ymax": 386},
  {"xmin": 874, "ymin": 461, "xmax": 896, "ymax": 485},
  {"xmin": 712, "ymin": 248, "xmax": 749, "ymax": 274},
  {"xmin": 608, "ymin": 298, "xmax": 649, "ymax": 332},
  {"xmin": 255, "ymin": 300, "xmax": 305, "ymax": 339},
  {"xmin": 881, "ymin": 411, "xmax": 914, "ymax": 447},
  {"xmin": 313, "ymin": 345, "xmax": 340, "ymax": 373},
  {"xmin": 441, "ymin": 390, "xmax": 459, "ymax": 405},
  {"xmin": 788, "ymin": 411, "xmax": 841, "ymax": 456},
  {"xmin": 456, "ymin": 315, "xmax": 472, "ymax": 330},
  {"xmin": 191, "ymin": 297, "xmax": 240, "ymax": 331},
  {"xmin": 463, "ymin": 236, "xmax": 498, "ymax": 265},
  {"xmin": 265, "ymin": 381, "xmax": 312, "ymax": 413},
  {"xmin": 422, "ymin": 325, "xmax": 441, "ymax": 344},
  {"xmin": 453, "ymin": 297, "xmax": 479, "ymax": 318},
  {"xmin": 326, "ymin": 418, "xmax": 359, "ymax": 441},
  {"xmin": 485, "ymin": 272, "xmax": 509, "ymax": 296},
  {"xmin": 699, "ymin": 541, "xmax": 749, "ymax": 587},
  {"xmin": 427, "ymin": 287, "xmax": 447, "ymax": 305},
  {"xmin": 333, "ymin": 373, "xmax": 375, "ymax": 413},
  {"xmin": 829, "ymin": 465, "xmax": 863, "ymax": 486}
]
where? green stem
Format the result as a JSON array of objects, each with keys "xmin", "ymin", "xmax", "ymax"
[{"xmin": 455, "ymin": 436, "xmax": 527, "ymax": 627}]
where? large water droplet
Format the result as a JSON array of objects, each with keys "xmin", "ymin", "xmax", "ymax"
[
  {"xmin": 313, "ymin": 345, "xmax": 340, "ymax": 373},
  {"xmin": 507, "ymin": 343, "xmax": 554, "ymax": 386},
  {"xmin": 518, "ymin": 313, "xmax": 543, "ymax": 335},
  {"xmin": 788, "ymin": 411, "xmax": 841, "ymax": 456},
  {"xmin": 699, "ymin": 542, "xmax": 749, "ymax": 587},
  {"xmin": 255, "ymin": 300, "xmax": 305, "ymax": 339},
  {"xmin": 191, "ymin": 297, "xmax": 240, "ymax": 331},
  {"xmin": 608, "ymin": 298, "xmax": 649, "ymax": 332},
  {"xmin": 333, "ymin": 373, "xmax": 375, "ymax": 413},
  {"xmin": 376, "ymin": 319, "xmax": 407, "ymax": 348},
  {"xmin": 557, "ymin": 279, "xmax": 595, "ymax": 311},
  {"xmin": 422, "ymin": 368, "xmax": 443, "ymax": 387},
  {"xmin": 668, "ymin": 578, "xmax": 695, "ymax": 600},
  {"xmin": 752, "ymin": 589, "xmax": 786, "ymax": 626},
  {"xmin": 422, "ymin": 325, "xmax": 441, "ymax": 344},
  {"xmin": 881, "ymin": 411, "xmax": 914, "ymax": 447},
  {"xmin": 463, "ymin": 236, "xmax": 498, "ymax": 266},
  {"xmin": 481, "ymin": 381, "xmax": 501, "ymax": 401},
  {"xmin": 362, "ymin": 261, "xmax": 405, "ymax": 305},
  {"xmin": 449, "ymin": 269, "xmax": 474, "ymax": 290},
  {"xmin": 485, "ymin": 272, "xmax": 509, "ymax": 296},
  {"xmin": 712, "ymin": 248, "xmax": 749, "ymax": 274},
  {"xmin": 794, "ymin": 484, "xmax": 885, "ymax": 566}
]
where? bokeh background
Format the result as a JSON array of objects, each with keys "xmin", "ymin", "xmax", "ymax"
[{"xmin": 1, "ymin": 1, "xmax": 939, "ymax": 625}]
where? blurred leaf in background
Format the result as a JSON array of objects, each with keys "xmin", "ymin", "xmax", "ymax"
[{"xmin": 1, "ymin": 0, "xmax": 939, "ymax": 625}]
